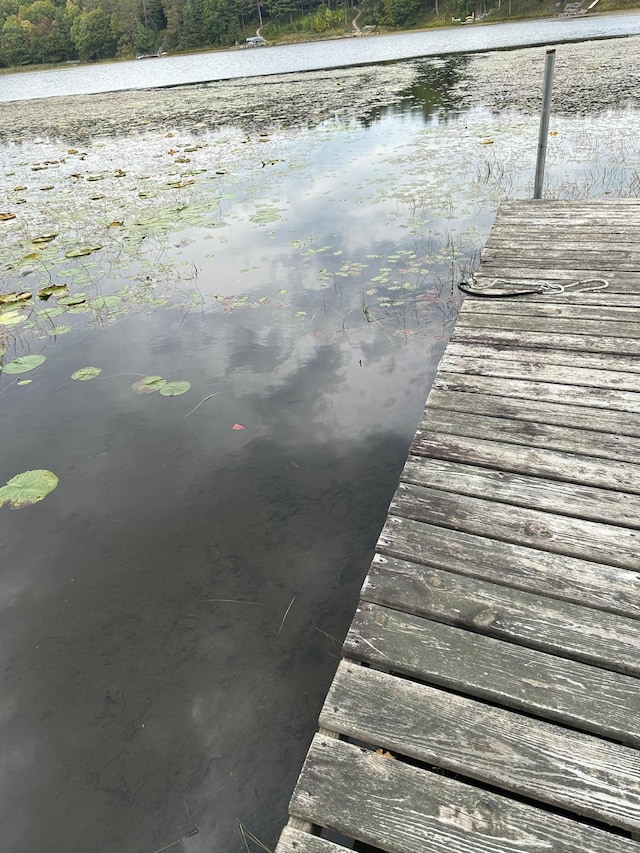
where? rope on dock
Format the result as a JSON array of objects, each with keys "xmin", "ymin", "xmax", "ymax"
[{"xmin": 458, "ymin": 276, "xmax": 610, "ymax": 298}]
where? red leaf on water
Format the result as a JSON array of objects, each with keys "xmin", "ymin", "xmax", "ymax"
[{"xmin": 232, "ymin": 423, "xmax": 245, "ymax": 430}]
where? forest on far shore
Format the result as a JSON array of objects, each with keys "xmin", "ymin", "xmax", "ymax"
[{"xmin": 0, "ymin": 0, "xmax": 637, "ymax": 69}]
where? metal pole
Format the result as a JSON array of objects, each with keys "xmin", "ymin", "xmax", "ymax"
[{"xmin": 533, "ymin": 48, "xmax": 556, "ymax": 200}]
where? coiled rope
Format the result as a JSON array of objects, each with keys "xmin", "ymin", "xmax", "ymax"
[{"xmin": 458, "ymin": 276, "xmax": 610, "ymax": 298}]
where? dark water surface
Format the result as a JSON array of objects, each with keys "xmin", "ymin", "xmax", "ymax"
[
  {"xmin": 2, "ymin": 10, "xmax": 640, "ymax": 102},
  {"xmin": 1, "ymin": 33, "xmax": 640, "ymax": 853}
]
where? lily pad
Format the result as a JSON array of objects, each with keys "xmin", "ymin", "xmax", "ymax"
[
  {"xmin": 0, "ymin": 213, "xmax": 16, "ymax": 221},
  {"xmin": 0, "ymin": 310, "xmax": 28, "ymax": 326},
  {"xmin": 65, "ymin": 245, "xmax": 102, "ymax": 259},
  {"xmin": 0, "ymin": 291, "xmax": 32, "ymax": 305},
  {"xmin": 250, "ymin": 207, "xmax": 282, "ymax": 225},
  {"xmin": 159, "ymin": 381, "xmax": 191, "ymax": 397},
  {"xmin": 31, "ymin": 234, "xmax": 58, "ymax": 245},
  {"xmin": 0, "ymin": 469, "xmax": 58, "ymax": 508},
  {"xmin": 3, "ymin": 354, "xmax": 46, "ymax": 374},
  {"xmin": 132, "ymin": 375, "xmax": 167, "ymax": 394},
  {"xmin": 91, "ymin": 295, "xmax": 121, "ymax": 310},
  {"xmin": 71, "ymin": 366, "xmax": 101, "ymax": 381},
  {"xmin": 38, "ymin": 284, "xmax": 68, "ymax": 300},
  {"xmin": 57, "ymin": 294, "xmax": 86, "ymax": 306},
  {"xmin": 17, "ymin": 379, "xmax": 32, "ymax": 386}
]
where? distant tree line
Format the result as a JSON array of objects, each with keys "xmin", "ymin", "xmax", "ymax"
[{"xmin": 0, "ymin": 0, "xmax": 587, "ymax": 68}]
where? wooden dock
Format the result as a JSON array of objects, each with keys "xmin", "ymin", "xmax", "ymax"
[{"xmin": 276, "ymin": 199, "xmax": 640, "ymax": 853}]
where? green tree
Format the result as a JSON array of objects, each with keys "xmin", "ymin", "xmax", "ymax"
[
  {"xmin": 203, "ymin": 0, "xmax": 239, "ymax": 42},
  {"xmin": 70, "ymin": 6, "xmax": 116, "ymax": 58},
  {"xmin": 0, "ymin": 14, "xmax": 32, "ymax": 64}
]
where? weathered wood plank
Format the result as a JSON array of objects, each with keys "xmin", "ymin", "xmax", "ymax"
[
  {"xmin": 434, "ymin": 370, "xmax": 640, "ymax": 410},
  {"xmin": 276, "ymin": 827, "xmax": 349, "ymax": 853},
  {"xmin": 345, "ymin": 603, "xmax": 640, "ymax": 745},
  {"xmin": 458, "ymin": 299, "xmax": 640, "ymax": 324},
  {"xmin": 451, "ymin": 324, "xmax": 640, "ymax": 355},
  {"xmin": 456, "ymin": 310, "xmax": 640, "ymax": 339},
  {"xmin": 411, "ymin": 430, "xmax": 640, "ymax": 495},
  {"xmin": 442, "ymin": 341, "xmax": 640, "ymax": 374},
  {"xmin": 291, "ymin": 736, "xmax": 640, "ymax": 853},
  {"xmin": 361, "ymin": 555, "xmax": 640, "ymax": 675},
  {"xmin": 390, "ymin": 481, "xmax": 640, "ymax": 570},
  {"xmin": 377, "ymin": 517, "xmax": 640, "ymax": 619},
  {"xmin": 401, "ymin": 456, "xmax": 640, "ymax": 528},
  {"xmin": 425, "ymin": 386, "xmax": 640, "ymax": 438},
  {"xmin": 439, "ymin": 353, "xmax": 640, "ymax": 392},
  {"xmin": 419, "ymin": 403, "xmax": 640, "ymax": 463},
  {"xmin": 321, "ymin": 663, "xmax": 640, "ymax": 831},
  {"xmin": 481, "ymin": 247, "xmax": 640, "ymax": 267},
  {"xmin": 488, "ymin": 228, "xmax": 640, "ymax": 244}
]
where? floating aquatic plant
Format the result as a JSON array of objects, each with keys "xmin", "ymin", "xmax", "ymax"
[
  {"xmin": 0, "ymin": 469, "xmax": 58, "ymax": 508},
  {"xmin": 3, "ymin": 354, "xmax": 46, "ymax": 374},
  {"xmin": 71, "ymin": 366, "xmax": 101, "ymax": 380}
]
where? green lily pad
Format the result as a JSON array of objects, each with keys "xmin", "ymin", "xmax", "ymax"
[
  {"xmin": 65, "ymin": 245, "xmax": 102, "ymax": 259},
  {"xmin": 0, "ymin": 311, "xmax": 26, "ymax": 327},
  {"xmin": 31, "ymin": 234, "xmax": 58, "ymax": 245},
  {"xmin": 0, "ymin": 291, "xmax": 32, "ymax": 305},
  {"xmin": 159, "ymin": 381, "xmax": 191, "ymax": 397},
  {"xmin": 71, "ymin": 366, "xmax": 101, "ymax": 381},
  {"xmin": 47, "ymin": 326, "xmax": 71, "ymax": 335},
  {"xmin": 91, "ymin": 295, "xmax": 121, "ymax": 309},
  {"xmin": 17, "ymin": 379, "xmax": 32, "ymax": 386},
  {"xmin": 0, "ymin": 469, "xmax": 58, "ymax": 508},
  {"xmin": 57, "ymin": 294, "xmax": 86, "ymax": 306},
  {"xmin": 250, "ymin": 207, "xmax": 282, "ymax": 225},
  {"xmin": 132, "ymin": 375, "xmax": 167, "ymax": 394},
  {"xmin": 3, "ymin": 354, "xmax": 46, "ymax": 374},
  {"xmin": 38, "ymin": 284, "xmax": 67, "ymax": 300}
]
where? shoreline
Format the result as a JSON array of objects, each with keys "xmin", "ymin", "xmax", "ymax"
[
  {"xmin": 1, "ymin": 7, "xmax": 639, "ymax": 83},
  {"xmin": 1, "ymin": 35, "xmax": 639, "ymax": 144}
]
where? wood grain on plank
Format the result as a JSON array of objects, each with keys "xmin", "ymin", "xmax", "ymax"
[
  {"xmin": 401, "ymin": 455, "xmax": 640, "ymax": 528},
  {"xmin": 390, "ymin": 482, "xmax": 639, "ymax": 570},
  {"xmin": 481, "ymin": 249, "xmax": 640, "ymax": 269},
  {"xmin": 419, "ymin": 404, "xmax": 640, "ymax": 463},
  {"xmin": 321, "ymin": 662, "xmax": 640, "ymax": 831},
  {"xmin": 456, "ymin": 310, "xmax": 640, "ymax": 339},
  {"xmin": 425, "ymin": 386, "xmax": 640, "ymax": 437},
  {"xmin": 457, "ymin": 300, "xmax": 640, "ymax": 324},
  {"xmin": 377, "ymin": 516, "xmax": 640, "ymax": 619},
  {"xmin": 290, "ymin": 736, "xmax": 640, "ymax": 853},
  {"xmin": 433, "ymin": 371, "xmax": 640, "ymax": 410},
  {"xmin": 451, "ymin": 325, "xmax": 640, "ymax": 355},
  {"xmin": 441, "ymin": 341, "xmax": 640, "ymax": 374},
  {"xmin": 361, "ymin": 555, "xmax": 640, "ymax": 676},
  {"xmin": 438, "ymin": 353, "xmax": 640, "ymax": 392},
  {"xmin": 345, "ymin": 603, "xmax": 640, "ymax": 745},
  {"xmin": 276, "ymin": 827, "xmax": 349, "ymax": 853},
  {"xmin": 411, "ymin": 430, "xmax": 640, "ymax": 494}
]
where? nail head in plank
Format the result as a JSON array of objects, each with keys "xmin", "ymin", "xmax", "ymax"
[{"xmin": 276, "ymin": 827, "xmax": 350, "ymax": 853}]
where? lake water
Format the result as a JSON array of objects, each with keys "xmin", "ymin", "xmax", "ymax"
[
  {"xmin": 1, "ymin": 22, "xmax": 639, "ymax": 853},
  {"xmin": 2, "ymin": 11, "xmax": 640, "ymax": 102}
]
